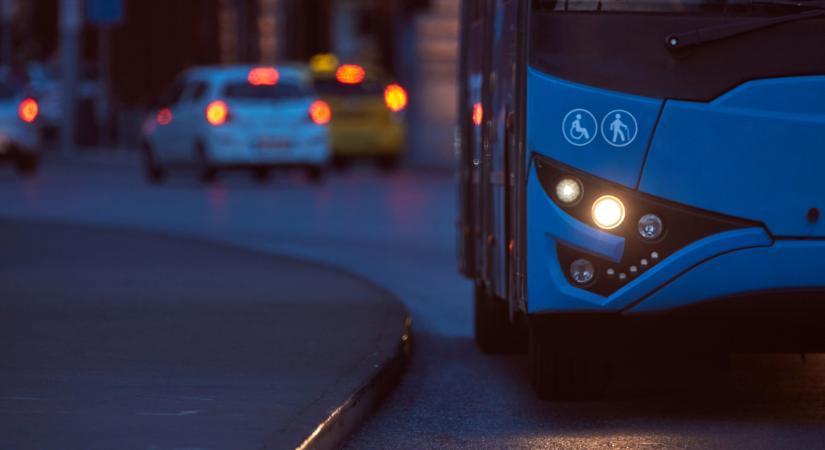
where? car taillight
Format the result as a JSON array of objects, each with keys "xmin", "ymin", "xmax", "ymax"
[
  {"xmin": 336, "ymin": 64, "xmax": 365, "ymax": 85},
  {"xmin": 156, "ymin": 108, "xmax": 173, "ymax": 126},
  {"xmin": 18, "ymin": 98, "xmax": 38, "ymax": 123},
  {"xmin": 309, "ymin": 100, "xmax": 331, "ymax": 125},
  {"xmin": 384, "ymin": 84, "xmax": 407, "ymax": 113},
  {"xmin": 206, "ymin": 100, "xmax": 229, "ymax": 126}
]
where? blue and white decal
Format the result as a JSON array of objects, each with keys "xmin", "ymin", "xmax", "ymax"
[
  {"xmin": 601, "ymin": 109, "xmax": 638, "ymax": 147},
  {"xmin": 527, "ymin": 67, "xmax": 662, "ymax": 188},
  {"xmin": 561, "ymin": 108, "xmax": 598, "ymax": 146}
]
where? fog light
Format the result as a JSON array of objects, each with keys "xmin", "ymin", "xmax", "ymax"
[
  {"xmin": 555, "ymin": 177, "xmax": 583, "ymax": 205},
  {"xmin": 570, "ymin": 259, "xmax": 595, "ymax": 285},
  {"xmin": 638, "ymin": 214, "xmax": 664, "ymax": 240},
  {"xmin": 592, "ymin": 195, "xmax": 625, "ymax": 230}
]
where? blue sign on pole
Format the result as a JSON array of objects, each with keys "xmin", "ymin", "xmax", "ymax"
[{"xmin": 87, "ymin": 0, "xmax": 124, "ymax": 26}]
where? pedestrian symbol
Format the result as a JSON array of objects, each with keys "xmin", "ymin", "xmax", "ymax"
[
  {"xmin": 562, "ymin": 109, "xmax": 597, "ymax": 147},
  {"xmin": 601, "ymin": 110, "xmax": 638, "ymax": 147}
]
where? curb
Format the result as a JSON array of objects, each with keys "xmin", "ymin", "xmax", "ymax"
[{"xmin": 293, "ymin": 316, "xmax": 412, "ymax": 450}]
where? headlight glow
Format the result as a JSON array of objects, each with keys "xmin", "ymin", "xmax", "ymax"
[
  {"xmin": 591, "ymin": 195, "xmax": 626, "ymax": 230},
  {"xmin": 555, "ymin": 177, "xmax": 582, "ymax": 205}
]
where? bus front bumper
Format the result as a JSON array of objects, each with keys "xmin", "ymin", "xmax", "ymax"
[{"xmin": 527, "ymin": 159, "xmax": 825, "ymax": 335}]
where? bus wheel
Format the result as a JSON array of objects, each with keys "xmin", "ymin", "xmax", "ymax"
[
  {"xmin": 474, "ymin": 283, "xmax": 526, "ymax": 354},
  {"xmin": 529, "ymin": 322, "xmax": 612, "ymax": 400}
]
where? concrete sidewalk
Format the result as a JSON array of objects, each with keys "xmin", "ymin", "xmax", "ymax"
[{"xmin": 0, "ymin": 220, "xmax": 409, "ymax": 450}]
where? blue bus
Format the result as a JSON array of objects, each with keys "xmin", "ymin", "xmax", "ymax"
[{"xmin": 457, "ymin": 0, "xmax": 825, "ymax": 399}]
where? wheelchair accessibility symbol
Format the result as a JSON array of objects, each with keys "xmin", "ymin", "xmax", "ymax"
[
  {"xmin": 601, "ymin": 110, "xmax": 638, "ymax": 147},
  {"xmin": 562, "ymin": 109, "xmax": 597, "ymax": 147}
]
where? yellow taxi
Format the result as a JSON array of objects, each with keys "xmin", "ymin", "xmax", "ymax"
[{"xmin": 310, "ymin": 56, "xmax": 407, "ymax": 169}]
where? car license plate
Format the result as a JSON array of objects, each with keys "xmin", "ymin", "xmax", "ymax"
[{"xmin": 256, "ymin": 138, "xmax": 292, "ymax": 150}]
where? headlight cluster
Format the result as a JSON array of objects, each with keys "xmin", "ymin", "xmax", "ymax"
[
  {"xmin": 554, "ymin": 178, "xmax": 664, "ymax": 240},
  {"xmin": 537, "ymin": 155, "xmax": 754, "ymax": 295}
]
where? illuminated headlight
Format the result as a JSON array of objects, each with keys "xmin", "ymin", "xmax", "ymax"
[
  {"xmin": 570, "ymin": 259, "xmax": 595, "ymax": 285},
  {"xmin": 638, "ymin": 214, "xmax": 664, "ymax": 240},
  {"xmin": 591, "ymin": 195, "xmax": 626, "ymax": 230},
  {"xmin": 555, "ymin": 177, "xmax": 582, "ymax": 205}
]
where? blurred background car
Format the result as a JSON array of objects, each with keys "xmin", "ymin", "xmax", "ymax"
[
  {"xmin": 0, "ymin": 80, "xmax": 40, "ymax": 175},
  {"xmin": 311, "ymin": 57, "xmax": 407, "ymax": 170},
  {"xmin": 141, "ymin": 64, "xmax": 331, "ymax": 184}
]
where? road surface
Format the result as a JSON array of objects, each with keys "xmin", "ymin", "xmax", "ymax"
[{"xmin": 2, "ymin": 157, "xmax": 825, "ymax": 449}]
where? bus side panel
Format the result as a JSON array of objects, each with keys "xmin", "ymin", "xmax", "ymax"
[
  {"xmin": 485, "ymin": 0, "xmax": 521, "ymax": 299},
  {"xmin": 458, "ymin": 0, "xmax": 487, "ymax": 279},
  {"xmin": 508, "ymin": 0, "xmax": 528, "ymax": 313}
]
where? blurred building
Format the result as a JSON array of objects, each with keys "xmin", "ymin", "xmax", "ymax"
[{"xmin": 408, "ymin": 0, "xmax": 459, "ymax": 168}]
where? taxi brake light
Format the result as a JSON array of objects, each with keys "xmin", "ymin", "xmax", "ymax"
[
  {"xmin": 206, "ymin": 100, "xmax": 229, "ymax": 126},
  {"xmin": 18, "ymin": 98, "xmax": 38, "ymax": 123},
  {"xmin": 384, "ymin": 84, "xmax": 407, "ymax": 112},
  {"xmin": 336, "ymin": 64, "xmax": 365, "ymax": 85},
  {"xmin": 248, "ymin": 67, "xmax": 279, "ymax": 86}
]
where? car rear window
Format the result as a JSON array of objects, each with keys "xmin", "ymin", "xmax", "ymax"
[
  {"xmin": 313, "ymin": 79, "xmax": 384, "ymax": 97},
  {"xmin": 223, "ymin": 82, "xmax": 309, "ymax": 100}
]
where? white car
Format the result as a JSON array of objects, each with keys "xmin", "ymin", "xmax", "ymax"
[
  {"xmin": 0, "ymin": 81, "xmax": 40, "ymax": 175},
  {"xmin": 141, "ymin": 64, "xmax": 332, "ymax": 183}
]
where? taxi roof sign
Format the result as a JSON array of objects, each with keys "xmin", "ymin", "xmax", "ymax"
[{"xmin": 310, "ymin": 54, "xmax": 339, "ymax": 73}]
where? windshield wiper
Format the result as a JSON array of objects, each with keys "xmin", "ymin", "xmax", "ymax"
[{"xmin": 666, "ymin": 1, "xmax": 825, "ymax": 52}]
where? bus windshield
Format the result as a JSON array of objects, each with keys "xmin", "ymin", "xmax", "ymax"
[
  {"xmin": 534, "ymin": 0, "xmax": 822, "ymax": 13},
  {"xmin": 529, "ymin": 0, "xmax": 825, "ymax": 100}
]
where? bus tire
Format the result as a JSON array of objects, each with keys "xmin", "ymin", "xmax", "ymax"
[
  {"xmin": 529, "ymin": 322, "xmax": 612, "ymax": 400},
  {"xmin": 474, "ymin": 283, "xmax": 525, "ymax": 354}
]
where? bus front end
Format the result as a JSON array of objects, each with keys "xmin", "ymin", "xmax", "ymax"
[{"xmin": 525, "ymin": 0, "xmax": 825, "ymax": 398}]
